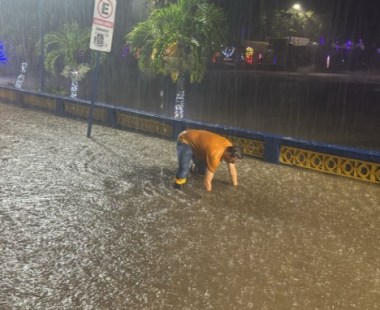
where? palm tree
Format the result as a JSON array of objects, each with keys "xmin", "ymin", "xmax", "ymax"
[
  {"xmin": 39, "ymin": 23, "xmax": 97, "ymax": 98},
  {"xmin": 126, "ymin": 0, "xmax": 227, "ymax": 119},
  {"xmin": 146, "ymin": 0, "xmax": 177, "ymax": 12}
]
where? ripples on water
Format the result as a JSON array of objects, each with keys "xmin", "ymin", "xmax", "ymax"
[{"xmin": 1, "ymin": 103, "xmax": 379, "ymax": 309}]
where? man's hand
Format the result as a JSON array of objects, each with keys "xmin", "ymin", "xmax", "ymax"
[{"xmin": 227, "ymin": 163, "xmax": 238, "ymax": 186}]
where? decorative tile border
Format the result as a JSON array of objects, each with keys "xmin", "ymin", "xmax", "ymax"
[
  {"xmin": 65, "ymin": 102, "xmax": 107, "ymax": 122},
  {"xmin": 116, "ymin": 112, "xmax": 173, "ymax": 138},
  {"xmin": 23, "ymin": 94, "xmax": 56, "ymax": 111},
  {"xmin": 280, "ymin": 145, "xmax": 380, "ymax": 184},
  {"xmin": 225, "ymin": 135, "xmax": 264, "ymax": 158},
  {"xmin": 0, "ymin": 88, "xmax": 17, "ymax": 102}
]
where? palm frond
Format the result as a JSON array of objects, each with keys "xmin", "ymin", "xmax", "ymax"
[
  {"xmin": 126, "ymin": 0, "xmax": 227, "ymax": 83},
  {"xmin": 40, "ymin": 22, "xmax": 99, "ymax": 76}
]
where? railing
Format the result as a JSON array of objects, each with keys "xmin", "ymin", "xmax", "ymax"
[{"xmin": 1, "ymin": 85, "xmax": 379, "ymax": 184}]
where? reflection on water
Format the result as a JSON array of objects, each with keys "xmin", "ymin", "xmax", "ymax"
[
  {"xmin": 1, "ymin": 103, "xmax": 379, "ymax": 309},
  {"xmin": 187, "ymin": 70, "xmax": 380, "ymax": 150}
]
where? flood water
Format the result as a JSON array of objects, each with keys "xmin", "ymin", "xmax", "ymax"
[
  {"xmin": 1, "ymin": 102, "xmax": 379, "ymax": 309},
  {"xmin": 95, "ymin": 67, "xmax": 380, "ymax": 151},
  {"xmin": 187, "ymin": 70, "xmax": 380, "ymax": 150},
  {"xmin": 2, "ymin": 67, "xmax": 380, "ymax": 151}
]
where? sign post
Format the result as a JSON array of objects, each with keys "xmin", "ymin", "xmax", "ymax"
[{"xmin": 87, "ymin": 0, "xmax": 116, "ymax": 138}]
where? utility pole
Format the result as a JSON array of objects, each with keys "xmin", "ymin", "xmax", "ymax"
[{"xmin": 39, "ymin": 0, "xmax": 45, "ymax": 92}]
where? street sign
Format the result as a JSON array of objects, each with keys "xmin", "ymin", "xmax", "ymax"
[
  {"xmin": 88, "ymin": 0, "xmax": 116, "ymax": 138},
  {"xmin": 90, "ymin": 0, "xmax": 117, "ymax": 52}
]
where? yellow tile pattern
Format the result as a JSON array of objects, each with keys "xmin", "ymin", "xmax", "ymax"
[
  {"xmin": 0, "ymin": 88, "xmax": 18, "ymax": 101},
  {"xmin": 225, "ymin": 135, "xmax": 265, "ymax": 158},
  {"xmin": 116, "ymin": 112, "xmax": 173, "ymax": 138},
  {"xmin": 280, "ymin": 146, "xmax": 380, "ymax": 184},
  {"xmin": 65, "ymin": 103, "xmax": 107, "ymax": 121},
  {"xmin": 24, "ymin": 95, "xmax": 56, "ymax": 111}
]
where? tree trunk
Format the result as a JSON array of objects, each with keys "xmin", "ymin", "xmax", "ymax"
[
  {"xmin": 174, "ymin": 72, "xmax": 185, "ymax": 119},
  {"xmin": 70, "ymin": 79, "xmax": 78, "ymax": 98},
  {"xmin": 15, "ymin": 62, "xmax": 27, "ymax": 89}
]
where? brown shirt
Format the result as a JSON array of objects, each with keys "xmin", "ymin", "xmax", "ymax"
[{"xmin": 178, "ymin": 130, "xmax": 232, "ymax": 173}]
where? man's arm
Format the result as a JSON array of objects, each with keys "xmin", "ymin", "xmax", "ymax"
[
  {"xmin": 227, "ymin": 163, "xmax": 238, "ymax": 186},
  {"xmin": 203, "ymin": 168, "xmax": 214, "ymax": 192}
]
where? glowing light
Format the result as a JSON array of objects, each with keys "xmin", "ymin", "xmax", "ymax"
[
  {"xmin": 221, "ymin": 47, "xmax": 235, "ymax": 58},
  {"xmin": 245, "ymin": 47, "xmax": 254, "ymax": 65},
  {"xmin": 122, "ymin": 45, "xmax": 129, "ymax": 58},
  {"xmin": 0, "ymin": 41, "xmax": 7, "ymax": 64},
  {"xmin": 292, "ymin": 3, "xmax": 302, "ymax": 11},
  {"xmin": 345, "ymin": 40, "xmax": 353, "ymax": 49},
  {"xmin": 174, "ymin": 73, "xmax": 185, "ymax": 119},
  {"xmin": 69, "ymin": 70, "xmax": 79, "ymax": 98}
]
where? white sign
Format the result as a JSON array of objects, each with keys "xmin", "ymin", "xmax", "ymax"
[
  {"xmin": 90, "ymin": 0, "xmax": 116, "ymax": 52},
  {"xmin": 288, "ymin": 36, "xmax": 310, "ymax": 46}
]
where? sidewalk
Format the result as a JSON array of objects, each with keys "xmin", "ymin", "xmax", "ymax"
[{"xmin": 1, "ymin": 102, "xmax": 379, "ymax": 309}]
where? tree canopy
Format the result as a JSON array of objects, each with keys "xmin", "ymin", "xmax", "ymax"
[
  {"xmin": 126, "ymin": 0, "xmax": 227, "ymax": 83},
  {"xmin": 262, "ymin": 8, "xmax": 323, "ymax": 40}
]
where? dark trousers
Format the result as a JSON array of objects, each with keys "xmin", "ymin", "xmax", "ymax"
[
  {"xmin": 192, "ymin": 156, "xmax": 206, "ymax": 175},
  {"xmin": 176, "ymin": 142, "xmax": 193, "ymax": 180}
]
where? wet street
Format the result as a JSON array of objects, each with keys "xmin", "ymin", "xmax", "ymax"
[{"xmin": 1, "ymin": 102, "xmax": 379, "ymax": 309}]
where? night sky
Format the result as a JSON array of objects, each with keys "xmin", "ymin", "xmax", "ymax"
[
  {"xmin": 215, "ymin": 0, "xmax": 380, "ymax": 44},
  {"xmin": 315, "ymin": 0, "xmax": 380, "ymax": 42}
]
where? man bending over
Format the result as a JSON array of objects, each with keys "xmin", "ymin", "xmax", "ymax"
[{"xmin": 174, "ymin": 129, "xmax": 242, "ymax": 192}]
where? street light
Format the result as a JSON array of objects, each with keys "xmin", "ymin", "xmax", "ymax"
[{"xmin": 292, "ymin": 3, "xmax": 302, "ymax": 11}]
